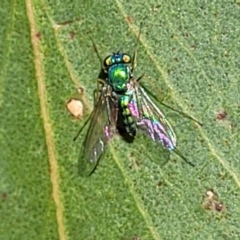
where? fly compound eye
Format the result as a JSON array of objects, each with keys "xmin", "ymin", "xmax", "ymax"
[
  {"xmin": 122, "ymin": 54, "xmax": 131, "ymax": 63},
  {"xmin": 104, "ymin": 56, "xmax": 111, "ymax": 66}
]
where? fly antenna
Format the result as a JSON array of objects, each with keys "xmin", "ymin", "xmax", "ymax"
[
  {"xmin": 132, "ymin": 22, "xmax": 143, "ymax": 72},
  {"xmin": 90, "ymin": 36, "xmax": 104, "ymax": 70},
  {"xmin": 89, "ymin": 35, "xmax": 107, "ymax": 88}
]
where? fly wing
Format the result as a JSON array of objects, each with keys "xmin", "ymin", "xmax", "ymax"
[
  {"xmin": 78, "ymin": 87, "xmax": 117, "ymax": 176},
  {"xmin": 129, "ymin": 80, "xmax": 195, "ymax": 167},
  {"xmin": 128, "ymin": 79, "xmax": 177, "ymax": 151}
]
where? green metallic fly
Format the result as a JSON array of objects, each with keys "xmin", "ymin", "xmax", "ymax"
[{"xmin": 75, "ymin": 25, "xmax": 202, "ymax": 176}]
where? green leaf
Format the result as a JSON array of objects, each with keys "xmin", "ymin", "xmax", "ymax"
[{"xmin": 1, "ymin": 1, "xmax": 240, "ymax": 239}]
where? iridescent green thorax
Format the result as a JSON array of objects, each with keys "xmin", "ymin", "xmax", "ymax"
[{"xmin": 108, "ymin": 64, "xmax": 130, "ymax": 92}]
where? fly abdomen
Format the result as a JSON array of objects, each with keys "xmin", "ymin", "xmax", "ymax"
[{"xmin": 119, "ymin": 95, "xmax": 136, "ymax": 136}]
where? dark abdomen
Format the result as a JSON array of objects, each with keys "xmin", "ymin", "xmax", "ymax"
[{"xmin": 117, "ymin": 95, "xmax": 136, "ymax": 137}]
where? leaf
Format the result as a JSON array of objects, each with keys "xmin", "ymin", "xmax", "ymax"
[{"xmin": 1, "ymin": 1, "xmax": 240, "ymax": 239}]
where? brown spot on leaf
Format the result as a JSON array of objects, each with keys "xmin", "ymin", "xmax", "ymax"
[
  {"xmin": 157, "ymin": 181, "xmax": 163, "ymax": 187},
  {"xmin": 35, "ymin": 32, "xmax": 41, "ymax": 39},
  {"xmin": 126, "ymin": 16, "xmax": 133, "ymax": 24},
  {"xmin": 1, "ymin": 192, "xmax": 7, "ymax": 202},
  {"xmin": 203, "ymin": 189, "xmax": 226, "ymax": 213},
  {"xmin": 216, "ymin": 110, "xmax": 227, "ymax": 121},
  {"xmin": 215, "ymin": 203, "xmax": 224, "ymax": 212},
  {"xmin": 69, "ymin": 31, "xmax": 76, "ymax": 40}
]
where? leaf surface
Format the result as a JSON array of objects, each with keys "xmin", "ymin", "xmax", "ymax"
[{"xmin": 1, "ymin": 1, "xmax": 240, "ymax": 239}]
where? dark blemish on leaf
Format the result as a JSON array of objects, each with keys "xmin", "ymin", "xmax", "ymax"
[
  {"xmin": 203, "ymin": 189, "xmax": 225, "ymax": 213},
  {"xmin": 191, "ymin": 45, "xmax": 196, "ymax": 50},
  {"xmin": 57, "ymin": 18, "xmax": 82, "ymax": 26},
  {"xmin": 215, "ymin": 203, "xmax": 224, "ymax": 212},
  {"xmin": 35, "ymin": 32, "xmax": 41, "ymax": 39},
  {"xmin": 132, "ymin": 236, "xmax": 141, "ymax": 240},
  {"xmin": 157, "ymin": 181, "xmax": 163, "ymax": 187},
  {"xmin": 224, "ymin": 52, "xmax": 229, "ymax": 57},
  {"xmin": 1, "ymin": 192, "xmax": 7, "ymax": 202},
  {"xmin": 216, "ymin": 110, "xmax": 227, "ymax": 121},
  {"xmin": 69, "ymin": 31, "xmax": 76, "ymax": 40},
  {"xmin": 57, "ymin": 20, "xmax": 74, "ymax": 26},
  {"xmin": 135, "ymin": 160, "xmax": 140, "ymax": 167},
  {"xmin": 174, "ymin": 57, "xmax": 179, "ymax": 62},
  {"xmin": 126, "ymin": 16, "xmax": 133, "ymax": 24},
  {"xmin": 130, "ymin": 152, "xmax": 134, "ymax": 157},
  {"xmin": 224, "ymin": 140, "xmax": 230, "ymax": 147},
  {"xmin": 145, "ymin": 30, "xmax": 150, "ymax": 37}
]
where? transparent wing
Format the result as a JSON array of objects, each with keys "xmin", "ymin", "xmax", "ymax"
[
  {"xmin": 128, "ymin": 79, "xmax": 177, "ymax": 151},
  {"xmin": 127, "ymin": 79, "xmax": 194, "ymax": 167},
  {"xmin": 78, "ymin": 86, "xmax": 117, "ymax": 176}
]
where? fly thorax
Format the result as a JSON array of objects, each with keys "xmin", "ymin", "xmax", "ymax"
[{"xmin": 108, "ymin": 64, "xmax": 130, "ymax": 92}]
